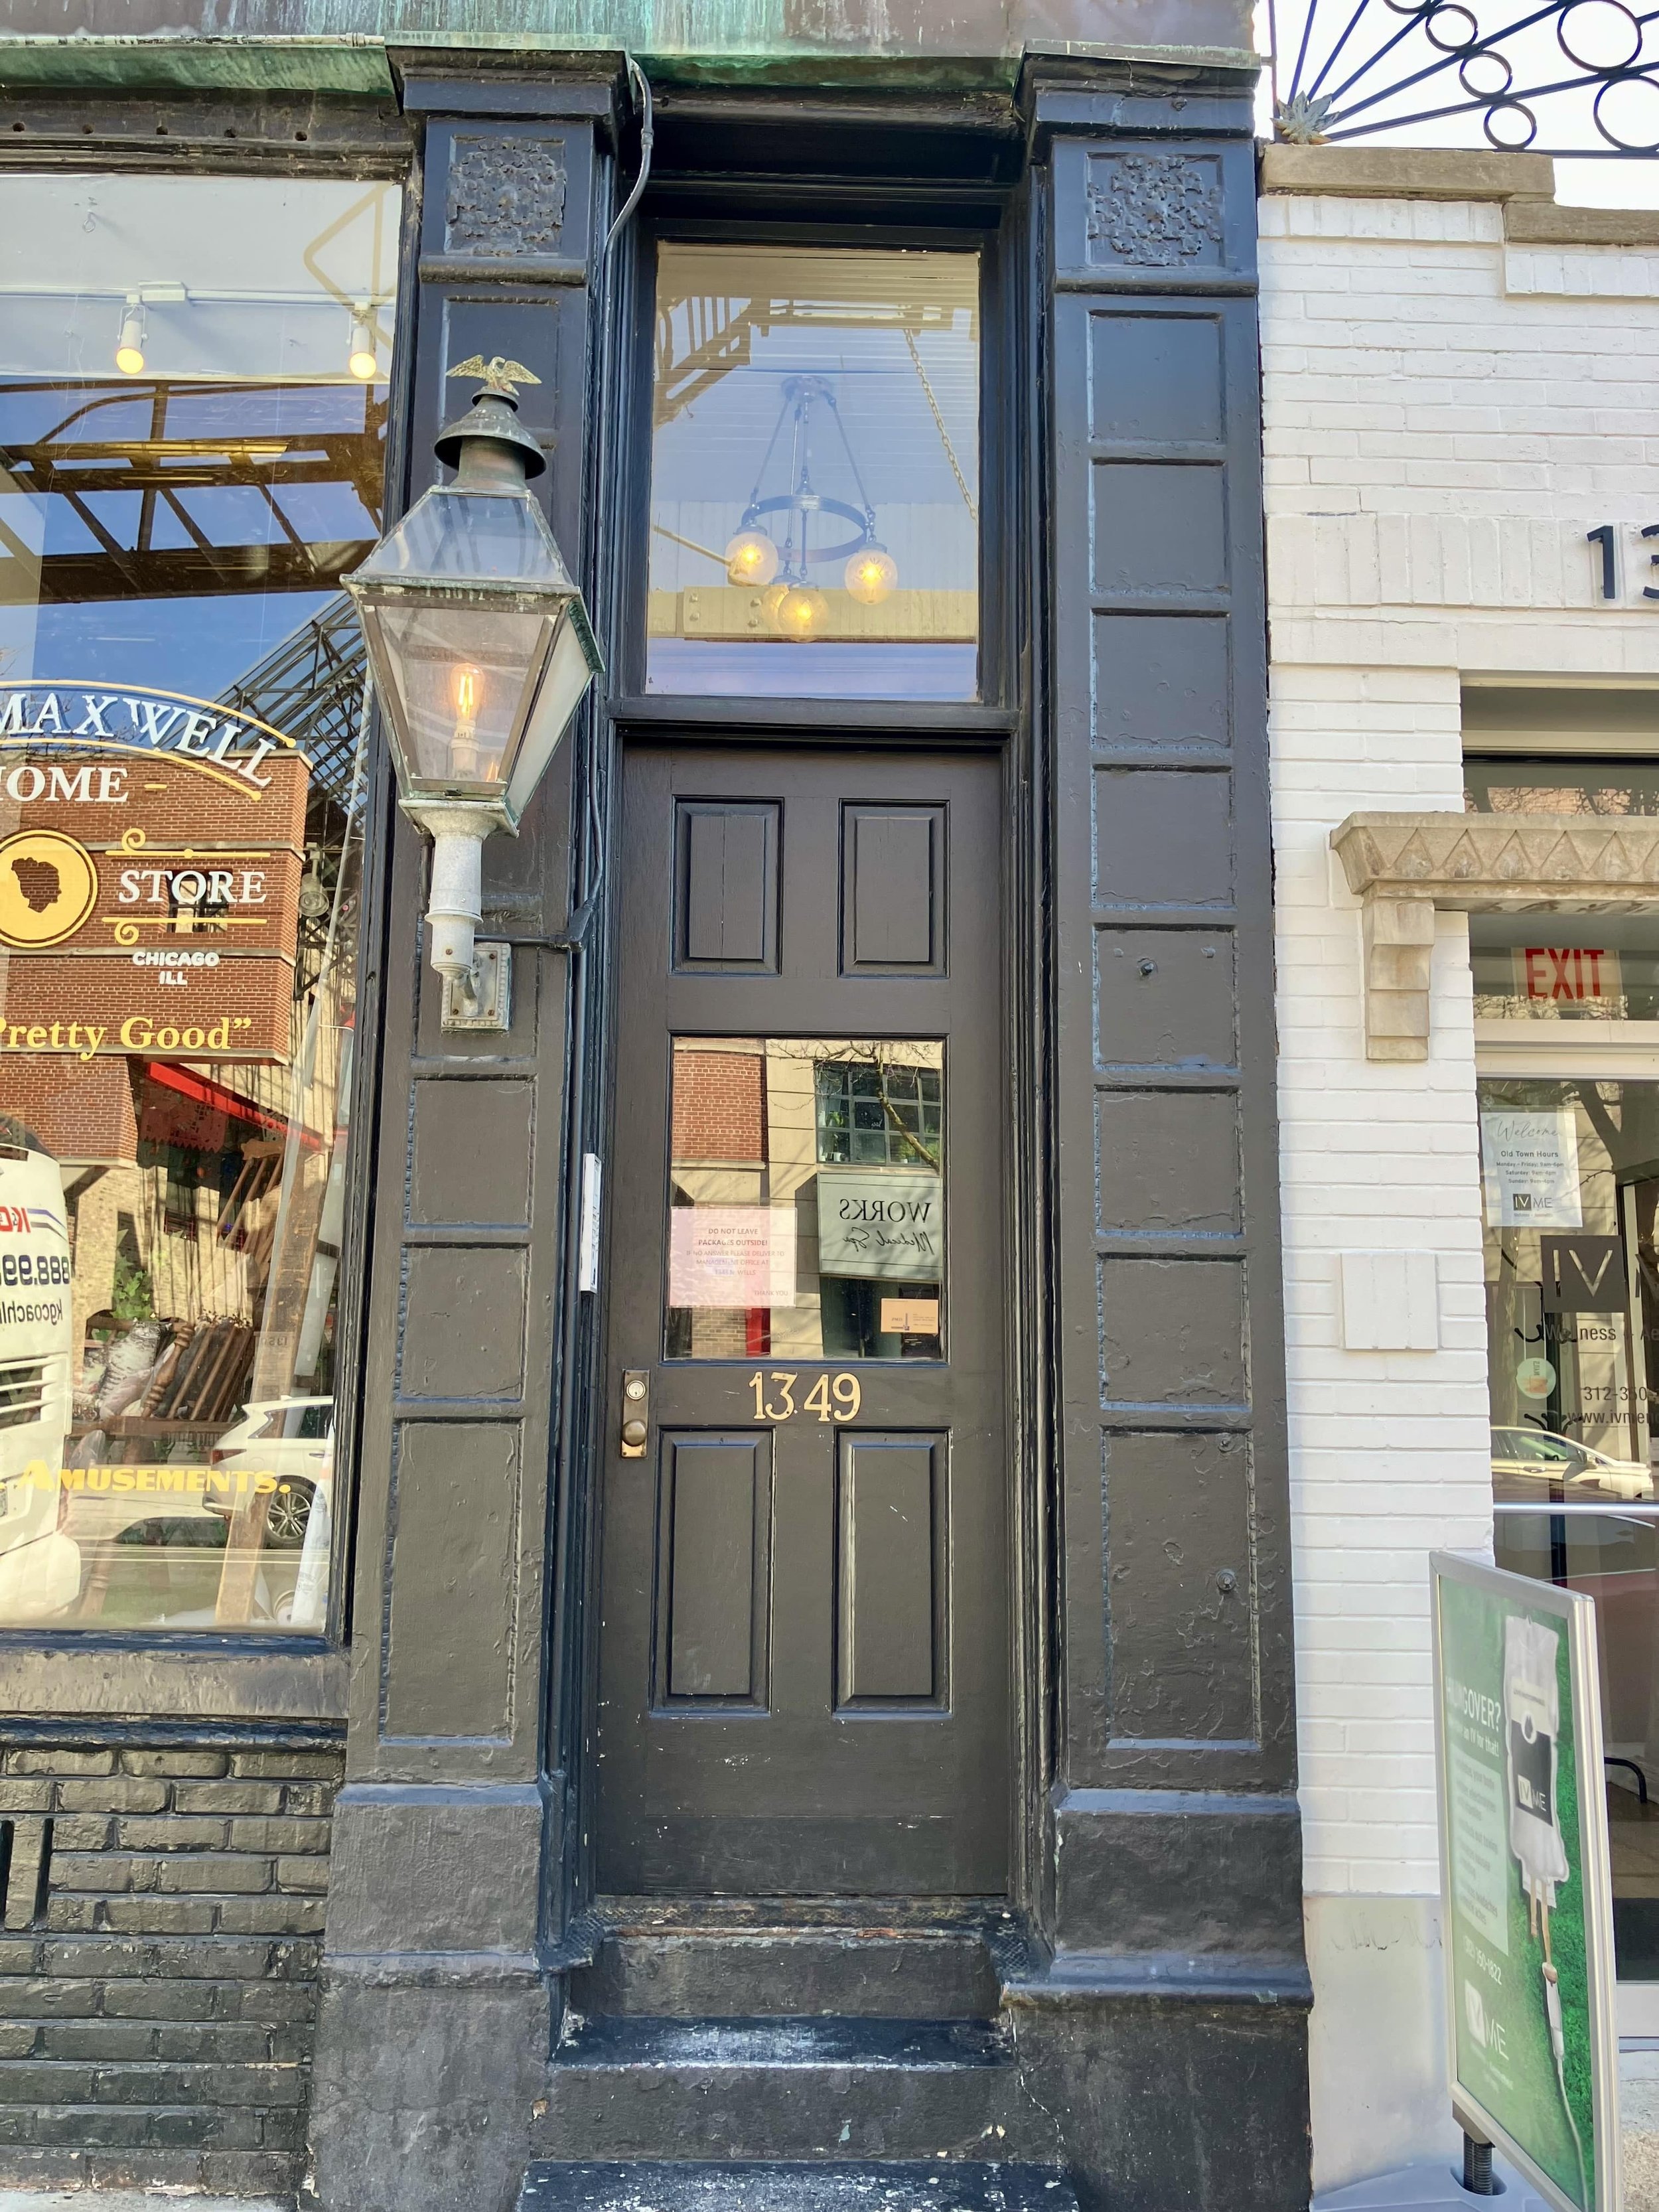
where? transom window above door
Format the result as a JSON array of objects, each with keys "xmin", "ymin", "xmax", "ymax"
[{"xmin": 647, "ymin": 245, "xmax": 980, "ymax": 701}]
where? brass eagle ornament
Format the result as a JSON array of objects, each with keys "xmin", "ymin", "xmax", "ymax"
[{"xmin": 447, "ymin": 355, "xmax": 541, "ymax": 399}]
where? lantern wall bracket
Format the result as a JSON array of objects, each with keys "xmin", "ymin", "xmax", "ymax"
[
  {"xmin": 440, "ymin": 940, "xmax": 511, "ymax": 1031},
  {"xmin": 409, "ymin": 794, "xmax": 516, "ymax": 1033}
]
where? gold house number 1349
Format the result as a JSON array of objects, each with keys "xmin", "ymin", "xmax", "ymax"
[{"xmin": 748, "ymin": 1370, "xmax": 861, "ymax": 1422}]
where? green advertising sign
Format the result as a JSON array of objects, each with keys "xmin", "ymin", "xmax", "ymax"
[{"xmin": 1431, "ymin": 1553, "xmax": 1621, "ymax": 2212}]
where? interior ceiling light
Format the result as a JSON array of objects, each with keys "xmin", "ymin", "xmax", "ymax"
[
  {"xmin": 723, "ymin": 528, "xmax": 779, "ymax": 587},
  {"xmin": 773, "ymin": 584, "xmax": 829, "ymax": 640},
  {"xmin": 114, "ymin": 297, "xmax": 146, "ymax": 377},
  {"xmin": 347, "ymin": 304, "xmax": 379, "ymax": 382},
  {"xmin": 844, "ymin": 545, "xmax": 898, "ymax": 605},
  {"xmin": 722, "ymin": 372, "xmax": 899, "ymax": 634}
]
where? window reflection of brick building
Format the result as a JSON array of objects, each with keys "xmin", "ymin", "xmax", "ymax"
[
  {"xmin": 669, "ymin": 1045, "xmax": 764, "ymax": 1165},
  {"xmin": 670, "ymin": 1043, "xmax": 766, "ymax": 1357}
]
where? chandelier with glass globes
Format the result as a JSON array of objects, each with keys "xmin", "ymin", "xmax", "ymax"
[{"xmin": 721, "ymin": 374, "xmax": 898, "ymax": 640}]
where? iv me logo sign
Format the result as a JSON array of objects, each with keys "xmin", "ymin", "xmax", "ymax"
[{"xmin": 1432, "ymin": 1554, "xmax": 1621, "ymax": 2212}]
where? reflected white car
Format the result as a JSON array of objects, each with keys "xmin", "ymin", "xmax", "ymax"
[
  {"xmin": 1491, "ymin": 1426, "xmax": 1655, "ymax": 1503},
  {"xmin": 0, "ymin": 1127, "xmax": 80, "ymax": 1620},
  {"xmin": 202, "ymin": 1396, "xmax": 332, "ymax": 1548}
]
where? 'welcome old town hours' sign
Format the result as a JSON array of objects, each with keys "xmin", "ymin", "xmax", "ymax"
[{"xmin": 0, "ymin": 684, "xmax": 309, "ymax": 1061}]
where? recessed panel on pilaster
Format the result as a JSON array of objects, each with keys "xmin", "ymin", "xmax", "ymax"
[
  {"xmin": 1102, "ymin": 1430, "xmax": 1256, "ymax": 1745},
  {"xmin": 1094, "ymin": 929, "xmax": 1236, "ymax": 1070},
  {"xmin": 1094, "ymin": 769, "xmax": 1234, "ymax": 909},
  {"xmin": 1091, "ymin": 462, "xmax": 1228, "ymax": 599},
  {"xmin": 1088, "ymin": 311, "xmax": 1225, "ymax": 445},
  {"xmin": 1096, "ymin": 1090, "xmax": 1242, "ymax": 1236},
  {"xmin": 1099, "ymin": 1256, "xmax": 1247, "ymax": 1410},
  {"xmin": 1093, "ymin": 612, "xmax": 1231, "ymax": 757},
  {"xmin": 382, "ymin": 1422, "xmax": 520, "ymax": 1742}
]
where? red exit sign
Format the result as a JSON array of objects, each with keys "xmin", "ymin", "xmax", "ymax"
[{"xmin": 1516, "ymin": 946, "xmax": 1623, "ymax": 1005}]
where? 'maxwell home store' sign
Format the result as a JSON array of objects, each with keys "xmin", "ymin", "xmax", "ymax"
[{"xmin": 0, "ymin": 684, "xmax": 307, "ymax": 1061}]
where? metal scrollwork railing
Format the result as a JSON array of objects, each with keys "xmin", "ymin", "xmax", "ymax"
[{"xmin": 1270, "ymin": 0, "xmax": 1659, "ymax": 155}]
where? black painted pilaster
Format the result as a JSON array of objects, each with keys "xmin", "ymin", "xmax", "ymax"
[
  {"xmin": 307, "ymin": 67, "xmax": 613, "ymax": 2212},
  {"xmin": 1019, "ymin": 60, "xmax": 1309, "ymax": 2212}
]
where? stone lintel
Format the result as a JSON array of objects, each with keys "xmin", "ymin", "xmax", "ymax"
[
  {"xmin": 1332, "ymin": 810, "xmax": 1659, "ymax": 1062},
  {"xmin": 1503, "ymin": 198, "xmax": 1659, "ymax": 250},
  {"xmin": 1258, "ymin": 143, "xmax": 1553, "ymax": 202}
]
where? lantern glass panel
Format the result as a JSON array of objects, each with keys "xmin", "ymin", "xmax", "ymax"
[
  {"xmin": 506, "ymin": 611, "xmax": 600, "ymax": 820},
  {"xmin": 370, "ymin": 602, "xmax": 548, "ymax": 793}
]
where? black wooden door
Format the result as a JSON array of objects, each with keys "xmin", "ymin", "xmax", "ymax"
[{"xmin": 595, "ymin": 743, "xmax": 1009, "ymax": 1895}]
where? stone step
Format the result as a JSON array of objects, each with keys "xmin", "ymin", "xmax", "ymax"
[
  {"xmin": 521, "ymin": 2162, "xmax": 1080, "ymax": 2211},
  {"xmin": 570, "ymin": 1917, "xmax": 1001, "ymax": 2022},
  {"xmin": 537, "ymin": 2016, "xmax": 1050, "ymax": 2166}
]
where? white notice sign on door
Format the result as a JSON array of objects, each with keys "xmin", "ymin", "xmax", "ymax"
[
  {"xmin": 668, "ymin": 1207, "xmax": 796, "ymax": 1308},
  {"xmin": 1480, "ymin": 1108, "xmax": 1583, "ymax": 1229}
]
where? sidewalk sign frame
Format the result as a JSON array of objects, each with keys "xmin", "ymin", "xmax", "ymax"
[{"xmin": 1430, "ymin": 1550, "xmax": 1621, "ymax": 2212}]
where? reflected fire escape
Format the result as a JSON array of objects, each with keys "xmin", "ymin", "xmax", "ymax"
[
  {"xmin": 0, "ymin": 378, "xmax": 382, "ymax": 993},
  {"xmin": 0, "ymin": 379, "xmax": 382, "ymax": 604}
]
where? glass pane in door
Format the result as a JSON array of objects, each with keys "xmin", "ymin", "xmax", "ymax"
[{"xmin": 665, "ymin": 1037, "xmax": 944, "ymax": 1361}]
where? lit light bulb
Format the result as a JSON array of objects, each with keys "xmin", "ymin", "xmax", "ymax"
[
  {"xmin": 453, "ymin": 664, "xmax": 482, "ymax": 721},
  {"xmin": 772, "ymin": 585, "xmax": 828, "ymax": 640},
  {"xmin": 115, "ymin": 301, "xmax": 146, "ymax": 376},
  {"xmin": 844, "ymin": 545, "xmax": 898, "ymax": 605},
  {"xmin": 451, "ymin": 664, "xmax": 484, "ymax": 779},
  {"xmin": 725, "ymin": 528, "xmax": 779, "ymax": 587},
  {"xmin": 347, "ymin": 306, "xmax": 378, "ymax": 382}
]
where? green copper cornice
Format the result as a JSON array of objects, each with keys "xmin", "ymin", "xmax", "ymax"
[{"xmin": 0, "ymin": 0, "xmax": 1258, "ymax": 91}]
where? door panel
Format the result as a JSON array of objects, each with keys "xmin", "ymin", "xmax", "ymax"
[{"xmin": 595, "ymin": 745, "xmax": 1008, "ymax": 1896}]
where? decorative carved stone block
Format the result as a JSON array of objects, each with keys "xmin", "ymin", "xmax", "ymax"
[
  {"xmin": 1086, "ymin": 153, "xmax": 1224, "ymax": 267},
  {"xmin": 1361, "ymin": 894, "xmax": 1436, "ymax": 1061},
  {"xmin": 446, "ymin": 136, "xmax": 569, "ymax": 258},
  {"xmin": 1331, "ymin": 810, "xmax": 1659, "ymax": 1059}
]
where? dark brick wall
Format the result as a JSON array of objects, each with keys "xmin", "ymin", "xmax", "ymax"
[{"xmin": 0, "ymin": 1737, "xmax": 342, "ymax": 2193}]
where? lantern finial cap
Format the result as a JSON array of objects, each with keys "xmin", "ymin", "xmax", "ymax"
[{"xmin": 434, "ymin": 378, "xmax": 547, "ymax": 481}]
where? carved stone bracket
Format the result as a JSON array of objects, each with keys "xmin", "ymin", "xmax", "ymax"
[{"xmin": 1331, "ymin": 810, "xmax": 1659, "ymax": 1061}]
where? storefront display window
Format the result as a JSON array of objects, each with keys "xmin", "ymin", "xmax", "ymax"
[
  {"xmin": 0, "ymin": 173, "xmax": 397, "ymax": 1632},
  {"xmin": 1480, "ymin": 1070, "xmax": 1659, "ymax": 1978},
  {"xmin": 648, "ymin": 246, "xmax": 980, "ymax": 701}
]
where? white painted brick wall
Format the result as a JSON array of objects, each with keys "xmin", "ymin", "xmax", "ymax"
[{"xmin": 1260, "ymin": 193, "xmax": 1659, "ymax": 1913}]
